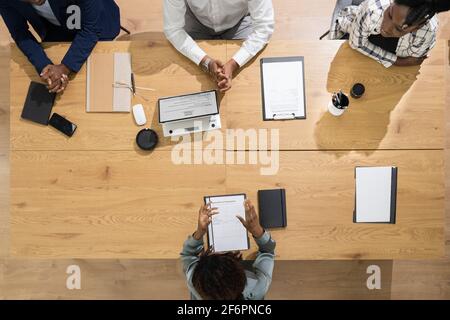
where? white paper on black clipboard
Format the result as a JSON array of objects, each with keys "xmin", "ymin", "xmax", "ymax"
[{"xmin": 260, "ymin": 56, "xmax": 307, "ymax": 121}]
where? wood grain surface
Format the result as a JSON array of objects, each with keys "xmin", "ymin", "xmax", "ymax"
[
  {"xmin": 0, "ymin": 259, "xmax": 394, "ymax": 300},
  {"xmin": 10, "ymin": 41, "xmax": 227, "ymax": 151},
  {"xmin": 226, "ymin": 40, "xmax": 445, "ymax": 150},
  {"xmin": 10, "ymin": 150, "xmax": 443, "ymax": 259},
  {"xmin": 1, "ymin": 1, "xmax": 449, "ymax": 298}
]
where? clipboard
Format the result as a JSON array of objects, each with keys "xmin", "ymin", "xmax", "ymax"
[
  {"xmin": 158, "ymin": 90, "xmax": 219, "ymax": 124},
  {"xmin": 260, "ymin": 56, "xmax": 307, "ymax": 121},
  {"xmin": 204, "ymin": 193, "xmax": 250, "ymax": 253}
]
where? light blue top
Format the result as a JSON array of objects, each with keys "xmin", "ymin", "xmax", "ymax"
[{"xmin": 180, "ymin": 231, "xmax": 276, "ymax": 300}]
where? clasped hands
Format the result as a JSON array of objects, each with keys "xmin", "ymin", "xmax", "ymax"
[
  {"xmin": 205, "ymin": 57, "xmax": 239, "ymax": 93},
  {"xmin": 40, "ymin": 64, "xmax": 71, "ymax": 94}
]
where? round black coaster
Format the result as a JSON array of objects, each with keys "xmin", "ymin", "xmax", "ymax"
[
  {"xmin": 136, "ymin": 128, "xmax": 158, "ymax": 151},
  {"xmin": 351, "ymin": 83, "xmax": 366, "ymax": 99}
]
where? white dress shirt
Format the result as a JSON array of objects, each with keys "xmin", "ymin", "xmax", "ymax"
[
  {"xmin": 164, "ymin": 0, "xmax": 275, "ymax": 67},
  {"xmin": 32, "ymin": 0, "xmax": 61, "ymax": 26}
]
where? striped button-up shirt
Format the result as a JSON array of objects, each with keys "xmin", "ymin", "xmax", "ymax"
[{"xmin": 330, "ymin": 0, "xmax": 438, "ymax": 67}]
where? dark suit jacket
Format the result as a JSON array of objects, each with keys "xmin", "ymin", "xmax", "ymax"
[{"xmin": 0, "ymin": 0, "xmax": 120, "ymax": 73}]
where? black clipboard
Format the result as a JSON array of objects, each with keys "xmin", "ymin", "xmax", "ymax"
[
  {"xmin": 353, "ymin": 166, "xmax": 397, "ymax": 224},
  {"xmin": 204, "ymin": 193, "xmax": 250, "ymax": 252},
  {"xmin": 260, "ymin": 56, "xmax": 307, "ymax": 121},
  {"xmin": 158, "ymin": 90, "xmax": 219, "ymax": 124}
]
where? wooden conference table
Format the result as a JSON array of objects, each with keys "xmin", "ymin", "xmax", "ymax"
[{"xmin": 9, "ymin": 40, "xmax": 445, "ymax": 259}]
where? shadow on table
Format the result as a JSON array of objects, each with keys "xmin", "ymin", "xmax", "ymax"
[
  {"xmin": 314, "ymin": 42, "xmax": 420, "ymax": 158},
  {"xmin": 116, "ymin": 31, "xmax": 166, "ymax": 42}
]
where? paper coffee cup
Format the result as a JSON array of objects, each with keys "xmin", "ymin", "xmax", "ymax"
[{"xmin": 328, "ymin": 101, "xmax": 345, "ymax": 116}]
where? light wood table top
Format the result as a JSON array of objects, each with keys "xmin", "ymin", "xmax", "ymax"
[
  {"xmin": 10, "ymin": 40, "xmax": 446, "ymax": 151},
  {"xmin": 10, "ymin": 149, "xmax": 443, "ymax": 259},
  {"xmin": 226, "ymin": 40, "xmax": 445, "ymax": 150},
  {"xmin": 9, "ymin": 40, "xmax": 445, "ymax": 259},
  {"xmin": 10, "ymin": 40, "xmax": 227, "ymax": 151}
]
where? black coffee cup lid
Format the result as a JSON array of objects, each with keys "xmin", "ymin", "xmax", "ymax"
[
  {"xmin": 351, "ymin": 83, "xmax": 365, "ymax": 98},
  {"xmin": 136, "ymin": 128, "xmax": 158, "ymax": 151}
]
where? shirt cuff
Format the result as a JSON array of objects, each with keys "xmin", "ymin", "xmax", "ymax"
[
  {"xmin": 61, "ymin": 56, "xmax": 82, "ymax": 73},
  {"xmin": 187, "ymin": 234, "xmax": 204, "ymax": 246},
  {"xmin": 381, "ymin": 55, "xmax": 397, "ymax": 68},
  {"xmin": 189, "ymin": 45, "xmax": 208, "ymax": 66},
  {"xmin": 232, "ymin": 47, "xmax": 253, "ymax": 68},
  {"xmin": 36, "ymin": 57, "xmax": 54, "ymax": 75},
  {"xmin": 254, "ymin": 230, "xmax": 271, "ymax": 246}
]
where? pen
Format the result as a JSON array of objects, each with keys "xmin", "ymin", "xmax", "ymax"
[
  {"xmin": 337, "ymin": 90, "xmax": 342, "ymax": 107},
  {"xmin": 131, "ymin": 73, "xmax": 136, "ymax": 95}
]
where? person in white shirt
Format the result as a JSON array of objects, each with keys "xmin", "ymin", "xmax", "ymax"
[{"xmin": 164, "ymin": 0, "xmax": 275, "ymax": 92}]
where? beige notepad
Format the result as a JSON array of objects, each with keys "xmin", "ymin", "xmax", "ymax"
[{"xmin": 86, "ymin": 52, "xmax": 132, "ymax": 113}]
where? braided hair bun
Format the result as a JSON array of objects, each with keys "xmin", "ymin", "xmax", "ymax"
[{"xmin": 394, "ymin": 0, "xmax": 438, "ymax": 27}]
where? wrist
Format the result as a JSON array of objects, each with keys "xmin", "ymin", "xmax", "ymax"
[
  {"xmin": 200, "ymin": 56, "xmax": 212, "ymax": 73},
  {"xmin": 193, "ymin": 229, "xmax": 205, "ymax": 240},
  {"xmin": 251, "ymin": 226, "xmax": 265, "ymax": 239},
  {"xmin": 228, "ymin": 59, "xmax": 239, "ymax": 73},
  {"xmin": 60, "ymin": 64, "xmax": 71, "ymax": 75}
]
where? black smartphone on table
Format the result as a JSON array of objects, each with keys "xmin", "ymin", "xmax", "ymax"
[{"xmin": 49, "ymin": 113, "xmax": 77, "ymax": 137}]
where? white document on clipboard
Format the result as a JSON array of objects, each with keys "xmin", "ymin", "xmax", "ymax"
[
  {"xmin": 204, "ymin": 194, "xmax": 249, "ymax": 253},
  {"xmin": 260, "ymin": 57, "xmax": 306, "ymax": 120}
]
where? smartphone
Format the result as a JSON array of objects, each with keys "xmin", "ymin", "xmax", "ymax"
[{"xmin": 49, "ymin": 113, "xmax": 77, "ymax": 137}]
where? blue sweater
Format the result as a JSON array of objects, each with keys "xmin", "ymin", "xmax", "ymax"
[{"xmin": 180, "ymin": 231, "xmax": 276, "ymax": 300}]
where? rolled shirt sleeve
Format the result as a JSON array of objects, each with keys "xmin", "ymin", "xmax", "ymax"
[
  {"xmin": 163, "ymin": 0, "xmax": 207, "ymax": 65},
  {"xmin": 232, "ymin": 0, "xmax": 275, "ymax": 67}
]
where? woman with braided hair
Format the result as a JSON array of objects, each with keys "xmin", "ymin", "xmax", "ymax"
[
  {"xmin": 432, "ymin": 0, "xmax": 450, "ymax": 12},
  {"xmin": 181, "ymin": 200, "xmax": 276, "ymax": 300},
  {"xmin": 330, "ymin": 0, "xmax": 448, "ymax": 67}
]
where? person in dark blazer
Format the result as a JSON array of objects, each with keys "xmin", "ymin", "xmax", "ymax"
[{"xmin": 0, "ymin": 0, "xmax": 121, "ymax": 93}]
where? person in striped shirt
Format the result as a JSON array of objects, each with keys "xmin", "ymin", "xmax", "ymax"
[{"xmin": 330, "ymin": 0, "xmax": 446, "ymax": 67}]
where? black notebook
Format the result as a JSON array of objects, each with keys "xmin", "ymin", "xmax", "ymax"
[
  {"xmin": 258, "ymin": 189, "xmax": 287, "ymax": 228},
  {"xmin": 21, "ymin": 81, "xmax": 56, "ymax": 125}
]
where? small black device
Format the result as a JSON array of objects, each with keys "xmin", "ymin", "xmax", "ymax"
[
  {"xmin": 136, "ymin": 128, "xmax": 158, "ymax": 151},
  {"xmin": 351, "ymin": 83, "xmax": 366, "ymax": 99},
  {"xmin": 258, "ymin": 189, "xmax": 287, "ymax": 228},
  {"xmin": 49, "ymin": 113, "xmax": 77, "ymax": 137},
  {"xmin": 21, "ymin": 81, "xmax": 56, "ymax": 125}
]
